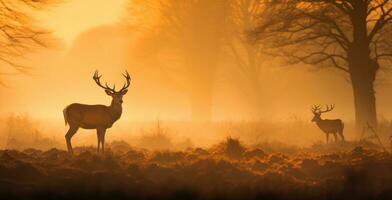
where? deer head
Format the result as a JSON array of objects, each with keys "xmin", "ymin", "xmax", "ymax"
[
  {"xmin": 311, "ymin": 104, "xmax": 334, "ymax": 122},
  {"xmin": 93, "ymin": 70, "xmax": 131, "ymax": 105}
]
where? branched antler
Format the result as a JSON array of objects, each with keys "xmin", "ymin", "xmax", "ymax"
[
  {"xmin": 320, "ymin": 104, "xmax": 335, "ymax": 113},
  {"xmin": 93, "ymin": 70, "xmax": 116, "ymax": 92},
  {"xmin": 312, "ymin": 104, "xmax": 335, "ymax": 114},
  {"xmin": 311, "ymin": 105, "xmax": 322, "ymax": 114},
  {"xmin": 119, "ymin": 70, "xmax": 131, "ymax": 92},
  {"xmin": 93, "ymin": 70, "xmax": 131, "ymax": 93}
]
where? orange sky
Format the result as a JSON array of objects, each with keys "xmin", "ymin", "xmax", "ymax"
[
  {"xmin": 2, "ymin": 0, "xmax": 392, "ymax": 123},
  {"xmin": 38, "ymin": 0, "xmax": 128, "ymax": 45}
]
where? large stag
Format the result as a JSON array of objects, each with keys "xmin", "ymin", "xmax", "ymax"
[
  {"xmin": 63, "ymin": 71, "xmax": 131, "ymax": 154},
  {"xmin": 311, "ymin": 105, "xmax": 344, "ymax": 143}
]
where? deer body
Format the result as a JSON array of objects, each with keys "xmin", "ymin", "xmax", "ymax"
[
  {"xmin": 64, "ymin": 71, "xmax": 130, "ymax": 154},
  {"xmin": 64, "ymin": 103, "xmax": 122, "ymax": 129},
  {"xmin": 311, "ymin": 105, "xmax": 345, "ymax": 143}
]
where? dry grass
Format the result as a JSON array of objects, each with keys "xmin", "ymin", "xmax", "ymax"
[
  {"xmin": 0, "ymin": 138, "xmax": 391, "ymax": 200},
  {"xmin": 0, "ymin": 115, "xmax": 61, "ymax": 150},
  {"xmin": 0, "ymin": 116, "xmax": 391, "ymax": 199}
]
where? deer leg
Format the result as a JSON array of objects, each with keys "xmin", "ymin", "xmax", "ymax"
[
  {"xmin": 339, "ymin": 130, "xmax": 345, "ymax": 141},
  {"xmin": 97, "ymin": 128, "xmax": 106, "ymax": 154},
  {"xmin": 65, "ymin": 126, "xmax": 79, "ymax": 155},
  {"xmin": 333, "ymin": 133, "xmax": 338, "ymax": 142},
  {"xmin": 326, "ymin": 133, "xmax": 329, "ymax": 144},
  {"xmin": 101, "ymin": 129, "xmax": 107, "ymax": 153},
  {"xmin": 96, "ymin": 130, "xmax": 101, "ymax": 153}
]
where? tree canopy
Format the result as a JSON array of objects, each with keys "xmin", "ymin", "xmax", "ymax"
[
  {"xmin": 252, "ymin": 0, "xmax": 392, "ymax": 71},
  {"xmin": 252, "ymin": 0, "xmax": 392, "ymax": 128},
  {"xmin": 0, "ymin": 0, "xmax": 57, "ymax": 77}
]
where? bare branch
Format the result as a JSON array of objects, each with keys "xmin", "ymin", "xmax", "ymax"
[
  {"xmin": 368, "ymin": 5, "xmax": 392, "ymax": 40},
  {"xmin": 0, "ymin": 0, "xmax": 58, "ymax": 78}
]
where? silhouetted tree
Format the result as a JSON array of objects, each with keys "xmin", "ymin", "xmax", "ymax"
[
  {"xmin": 224, "ymin": 0, "xmax": 267, "ymax": 118},
  {"xmin": 128, "ymin": 0, "xmax": 228, "ymax": 122},
  {"xmin": 0, "ymin": 0, "xmax": 56, "ymax": 83},
  {"xmin": 252, "ymin": 0, "xmax": 392, "ymax": 129}
]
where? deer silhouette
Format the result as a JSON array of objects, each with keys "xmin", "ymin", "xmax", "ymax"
[
  {"xmin": 311, "ymin": 105, "xmax": 344, "ymax": 143},
  {"xmin": 63, "ymin": 70, "xmax": 131, "ymax": 154}
]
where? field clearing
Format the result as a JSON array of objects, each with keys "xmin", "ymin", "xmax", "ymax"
[
  {"xmin": 0, "ymin": 138, "xmax": 391, "ymax": 200},
  {"xmin": 1, "ymin": 116, "xmax": 391, "ymax": 151}
]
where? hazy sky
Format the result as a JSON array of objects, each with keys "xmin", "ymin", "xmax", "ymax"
[
  {"xmin": 2, "ymin": 0, "xmax": 392, "ymax": 123},
  {"xmin": 38, "ymin": 0, "xmax": 128, "ymax": 45}
]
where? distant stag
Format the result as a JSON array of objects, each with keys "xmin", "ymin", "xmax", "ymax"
[
  {"xmin": 63, "ymin": 71, "xmax": 131, "ymax": 154},
  {"xmin": 311, "ymin": 105, "xmax": 344, "ymax": 143}
]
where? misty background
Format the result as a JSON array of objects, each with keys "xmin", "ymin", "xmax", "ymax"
[{"xmin": 0, "ymin": 0, "xmax": 392, "ymax": 150}]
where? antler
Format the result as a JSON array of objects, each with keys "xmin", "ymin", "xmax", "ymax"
[
  {"xmin": 119, "ymin": 70, "xmax": 131, "ymax": 92},
  {"xmin": 311, "ymin": 105, "xmax": 321, "ymax": 114},
  {"xmin": 319, "ymin": 104, "xmax": 335, "ymax": 113},
  {"xmin": 93, "ymin": 70, "xmax": 116, "ymax": 92}
]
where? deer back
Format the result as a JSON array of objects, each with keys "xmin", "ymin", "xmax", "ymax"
[
  {"xmin": 64, "ymin": 103, "xmax": 120, "ymax": 129},
  {"xmin": 316, "ymin": 119, "xmax": 343, "ymax": 133}
]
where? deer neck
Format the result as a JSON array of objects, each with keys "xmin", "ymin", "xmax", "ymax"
[
  {"xmin": 109, "ymin": 101, "xmax": 123, "ymax": 122},
  {"xmin": 315, "ymin": 117, "xmax": 324, "ymax": 126}
]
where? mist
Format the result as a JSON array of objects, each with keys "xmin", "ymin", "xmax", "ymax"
[
  {"xmin": 1, "ymin": 1, "xmax": 392, "ymax": 199},
  {"xmin": 0, "ymin": 0, "xmax": 391, "ymax": 150}
]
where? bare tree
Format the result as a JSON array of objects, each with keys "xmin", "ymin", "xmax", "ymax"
[
  {"xmin": 224, "ymin": 0, "xmax": 266, "ymax": 118},
  {"xmin": 127, "ymin": 0, "xmax": 229, "ymax": 122},
  {"xmin": 251, "ymin": 0, "xmax": 392, "ymax": 129},
  {"xmin": 0, "ymin": 0, "xmax": 57, "ymax": 82}
]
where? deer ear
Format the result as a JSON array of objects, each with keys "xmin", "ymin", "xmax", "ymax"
[
  {"xmin": 105, "ymin": 90, "xmax": 113, "ymax": 96},
  {"xmin": 120, "ymin": 89, "xmax": 128, "ymax": 95}
]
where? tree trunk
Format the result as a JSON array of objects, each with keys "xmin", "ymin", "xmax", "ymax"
[
  {"xmin": 190, "ymin": 81, "xmax": 212, "ymax": 122},
  {"xmin": 350, "ymin": 72, "xmax": 377, "ymax": 130},
  {"xmin": 188, "ymin": 56, "xmax": 215, "ymax": 122},
  {"xmin": 348, "ymin": 2, "xmax": 379, "ymax": 130},
  {"xmin": 245, "ymin": 80, "xmax": 264, "ymax": 119},
  {"xmin": 348, "ymin": 51, "xmax": 378, "ymax": 130}
]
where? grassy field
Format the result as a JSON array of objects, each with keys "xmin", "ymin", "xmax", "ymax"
[
  {"xmin": 0, "ymin": 138, "xmax": 391, "ymax": 200},
  {"xmin": 0, "ymin": 115, "xmax": 391, "ymax": 199}
]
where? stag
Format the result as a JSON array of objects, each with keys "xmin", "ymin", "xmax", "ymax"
[
  {"xmin": 63, "ymin": 70, "xmax": 131, "ymax": 154},
  {"xmin": 311, "ymin": 105, "xmax": 344, "ymax": 143}
]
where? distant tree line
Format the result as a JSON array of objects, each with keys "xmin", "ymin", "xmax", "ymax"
[{"xmin": 127, "ymin": 0, "xmax": 392, "ymax": 130}]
